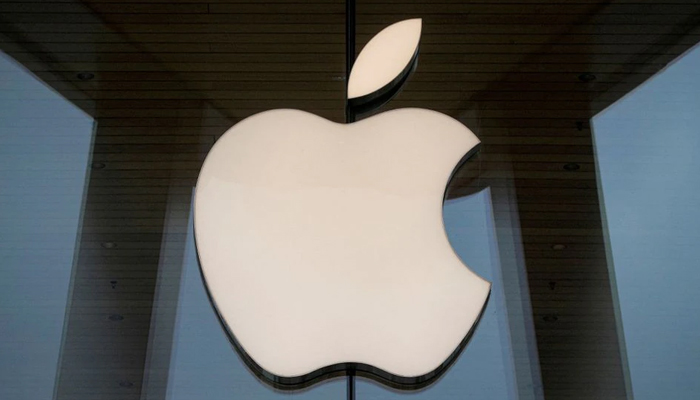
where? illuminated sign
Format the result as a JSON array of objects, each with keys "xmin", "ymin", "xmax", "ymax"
[{"xmin": 194, "ymin": 19, "xmax": 490, "ymax": 390}]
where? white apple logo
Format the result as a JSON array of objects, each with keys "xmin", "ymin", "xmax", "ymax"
[{"xmin": 194, "ymin": 19, "xmax": 491, "ymax": 390}]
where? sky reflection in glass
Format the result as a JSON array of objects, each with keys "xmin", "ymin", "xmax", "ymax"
[
  {"xmin": 593, "ymin": 43, "xmax": 700, "ymax": 400},
  {"xmin": 0, "ymin": 52, "xmax": 94, "ymax": 400}
]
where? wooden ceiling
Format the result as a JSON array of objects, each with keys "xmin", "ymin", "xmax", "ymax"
[{"xmin": 2, "ymin": 0, "xmax": 700, "ymax": 399}]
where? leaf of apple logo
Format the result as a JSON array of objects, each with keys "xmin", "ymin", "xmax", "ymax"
[{"xmin": 194, "ymin": 18, "xmax": 491, "ymax": 391}]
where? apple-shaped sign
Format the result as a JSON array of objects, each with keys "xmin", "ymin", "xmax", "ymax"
[{"xmin": 194, "ymin": 19, "xmax": 491, "ymax": 390}]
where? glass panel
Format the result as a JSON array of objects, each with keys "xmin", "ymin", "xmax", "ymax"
[
  {"xmin": 0, "ymin": 52, "xmax": 94, "ymax": 399},
  {"xmin": 592, "ymin": 43, "xmax": 700, "ymax": 400},
  {"xmin": 1, "ymin": 1, "xmax": 699, "ymax": 399}
]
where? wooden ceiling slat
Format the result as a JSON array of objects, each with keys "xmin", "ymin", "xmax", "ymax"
[
  {"xmin": 8, "ymin": 61, "xmax": 677, "ymax": 78},
  {"xmin": 8, "ymin": 51, "xmax": 682, "ymax": 71},
  {"xmin": 12, "ymin": 22, "xmax": 700, "ymax": 36}
]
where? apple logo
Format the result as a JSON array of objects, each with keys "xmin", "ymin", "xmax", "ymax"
[{"xmin": 194, "ymin": 19, "xmax": 491, "ymax": 390}]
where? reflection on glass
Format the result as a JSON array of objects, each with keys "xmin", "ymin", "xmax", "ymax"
[
  {"xmin": 0, "ymin": 52, "xmax": 94, "ymax": 399},
  {"xmin": 593, "ymin": 43, "xmax": 700, "ymax": 400}
]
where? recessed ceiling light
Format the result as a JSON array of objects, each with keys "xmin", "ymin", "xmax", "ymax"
[
  {"xmin": 563, "ymin": 163, "xmax": 580, "ymax": 171},
  {"xmin": 108, "ymin": 314, "xmax": 124, "ymax": 321},
  {"xmin": 91, "ymin": 162, "xmax": 105, "ymax": 170},
  {"xmin": 101, "ymin": 242, "xmax": 117, "ymax": 249},
  {"xmin": 76, "ymin": 72, "xmax": 95, "ymax": 81},
  {"xmin": 119, "ymin": 380, "xmax": 134, "ymax": 388},
  {"xmin": 551, "ymin": 244, "xmax": 567, "ymax": 250},
  {"xmin": 578, "ymin": 73, "xmax": 596, "ymax": 83},
  {"xmin": 542, "ymin": 314, "xmax": 558, "ymax": 322}
]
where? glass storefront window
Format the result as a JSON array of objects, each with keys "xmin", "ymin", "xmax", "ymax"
[
  {"xmin": 0, "ymin": 51, "xmax": 95, "ymax": 400},
  {"xmin": 1, "ymin": 1, "xmax": 699, "ymax": 399},
  {"xmin": 593, "ymin": 43, "xmax": 700, "ymax": 400}
]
